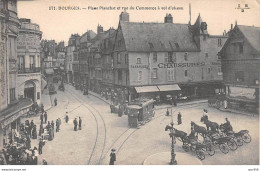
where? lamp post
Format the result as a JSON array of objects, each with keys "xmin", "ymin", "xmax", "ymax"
[{"xmin": 168, "ymin": 108, "xmax": 177, "ymax": 165}]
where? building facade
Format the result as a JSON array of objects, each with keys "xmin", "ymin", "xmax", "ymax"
[
  {"xmin": 0, "ymin": 0, "xmax": 33, "ymax": 156},
  {"xmin": 17, "ymin": 18, "xmax": 42, "ymax": 104},
  {"xmin": 220, "ymin": 25, "xmax": 260, "ymax": 113},
  {"xmin": 113, "ymin": 12, "xmax": 227, "ymax": 101}
]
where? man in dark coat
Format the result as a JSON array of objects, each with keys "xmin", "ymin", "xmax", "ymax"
[
  {"xmin": 166, "ymin": 108, "xmax": 170, "ymax": 116},
  {"xmin": 56, "ymin": 119, "xmax": 59, "ymax": 132},
  {"xmin": 44, "ymin": 112, "xmax": 47, "ymax": 124},
  {"xmin": 40, "ymin": 113, "xmax": 43, "ymax": 125},
  {"xmin": 65, "ymin": 112, "xmax": 69, "ymax": 123},
  {"xmin": 109, "ymin": 149, "xmax": 116, "ymax": 165},
  {"xmin": 177, "ymin": 112, "xmax": 182, "ymax": 125},
  {"xmin": 79, "ymin": 117, "xmax": 82, "ymax": 130},
  {"xmin": 73, "ymin": 118, "xmax": 78, "ymax": 131},
  {"xmin": 39, "ymin": 124, "xmax": 43, "ymax": 136},
  {"xmin": 54, "ymin": 97, "xmax": 57, "ymax": 106},
  {"xmin": 38, "ymin": 139, "xmax": 44, "ymax": 155}
]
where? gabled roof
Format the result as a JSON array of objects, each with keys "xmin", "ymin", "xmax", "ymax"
[
  {"xmin": 80, "ymin": 30, "xmax": 96, "ymax": 43},
  {"xmin": 237, "ymin": 25, "xmax": 260, "ymax": 52},
  {"xmin": 119, "ymin": 22, "xmax": 199, "ymax": 52}
]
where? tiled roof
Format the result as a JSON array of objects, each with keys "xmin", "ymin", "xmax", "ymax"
[
  {"xmin": 237, "ymin": 25, "xmax": 260, "ymax": 52},
  {"xmin": 120, "ymin": 22, "xmax": 199, "ymax": 52}
]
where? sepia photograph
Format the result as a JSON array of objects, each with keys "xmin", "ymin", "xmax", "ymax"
[{"xmin": 0, "ymin": 0, "xmax": 259, "ymax": 168}]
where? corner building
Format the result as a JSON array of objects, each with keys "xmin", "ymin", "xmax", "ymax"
[
  {"xmin": 113, "ymin": 13, "xmax": 228, "ymax": 101},
  {"xmin": 17, "ymin": 18, "xmax": 42, "ymax": 104}
]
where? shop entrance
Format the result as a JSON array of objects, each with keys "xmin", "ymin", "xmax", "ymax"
[{"xmin": 24, "ymin": 81, "xmax": 35, "ymax": 102}]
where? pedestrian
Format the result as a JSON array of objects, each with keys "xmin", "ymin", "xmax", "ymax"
[
  {"xmin": 54, "ymin": 97, "xmax": 57, "ymax": 106},
  {"xmin": 56, "ymin": 119, "xmax": 59, "ymax": 132},
  {"xmin": 73, "ymin": 118, "xmax": 78, "ymax": 131},
  {"xmin": 177, "ymin": 112, "xmax": 182, "ymax": 125},
  {"xmin": 79, "ymin": 117, "xmax": 82, "ymax": 130},
  {"xmin": 51, "ymin": 120, "xmax": 55, "ymax": 130},
  {"xmin": 46, "ymin": 121, "xmax": 51, "ymax": 131},
  {"xmin": 26, "ymin": 136, "xmax": 31, "ymax": 149},
  {"xmin": 44, "ymin": 112, "xmax": 47, "ymax": 124},
  {"xmin": 39, "ymin": 124, "xmax": 43, "ymax": 136},
  {"xmin": 40, "ymin": 113, "xmax": 43, "ymax": 125},
  {"xmin": 48, "ymin": 127, "xmax": 53, "ymax": 141},
  {"xmin": 166, "ymin": 108, "xmax": 169, "ymax": 116},
  {"xmin": 32, "ymin": 125, "xmax": 37, "ymax": 139},
  {"xmin": 32, "ymin": 147, "xmax": 38, "ymax": 165},
  {"xmin": 41, "ymin": 104, "xmax": 44, "ymax": 113},
  {"xmin": 38, "ymin": 138, "xmax": 44, "ymax": 155},
  {"xmin": 65, "ymin": 112, "xmax": 69, "ymax": 123},
  {"xmin": 109, "ymin": 149, "xmax": 116, "ymax": 165}
]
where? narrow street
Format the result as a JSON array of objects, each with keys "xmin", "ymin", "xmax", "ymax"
[{"xmin": 22, "ymin": 83, "xmax": 259, "ymax": 165}]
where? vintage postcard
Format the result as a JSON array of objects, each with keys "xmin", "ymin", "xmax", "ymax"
[{"xmin": 0, "ymin": 0, "xmax": 259, "ymax": 168}]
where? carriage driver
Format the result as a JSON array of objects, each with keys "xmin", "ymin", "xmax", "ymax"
[
  {"xmin": 224, "ymin": 118, "xmax": 233, "ymax": 132},
  {"xmin": 188, "ymin": 126, "xmax": 197, "ymax": 144}
]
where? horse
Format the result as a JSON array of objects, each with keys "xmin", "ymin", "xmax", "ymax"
[
  {"xmin": 165, "ymin": 125, "xmax": 187, "ymax": 144},
  {"xmin": 190, "ymin": 121, "xmax": 207, "ymax": 138},
  {"xmin": 200, "ymin": 115, "xmax": 219, "ymax": 132}
]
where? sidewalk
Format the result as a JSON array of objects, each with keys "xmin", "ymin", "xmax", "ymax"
[{"xmin": 218, "ymin": 106, "xmax": 258, "ymax": 117}]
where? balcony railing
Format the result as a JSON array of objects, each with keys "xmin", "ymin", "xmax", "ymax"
[{"xmin": 18, "ymin": 67, "xmax": 41, "ymax": 74}]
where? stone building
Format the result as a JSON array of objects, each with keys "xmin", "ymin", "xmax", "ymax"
[
  {"xmin": 220, "ymin": 24, "xmax": 260, "ymax": 113},
  {"xmin": 78, "ymin": 30, "xmax": 96, "ymax": 89},
  {"xmin": 0, "ymin": 0, "xmax": 32, "ymax": 154},
  {"xmin": 17, "ymin": 18, "xmax": 42, "ymax": 104},
  {"xmin": 113, "ymin": 12, "xmax": 228, "ymax": 101}
]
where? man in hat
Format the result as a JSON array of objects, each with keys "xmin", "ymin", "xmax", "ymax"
[
  {"xmin": 40, "ymin": 113, "xmax": 43, "ymax": 125},
  {"xmin": 224, "ymin": 118, "xmax": 233, "ymax": 132},
  {"xmin": 109, "ymin": 149, "xmax": 116, "ymax": 165},
  {"xmin": 38, "ymin": 138, "xmax": 44, "ymax": 155},
  {"xmin": 73, "ymin": 118, "xmax": 78, "ymax": 131},
  {"xmin": 44, "ymin": 112, "xmax": 47, "ymax": 124},
  {"xmin": 54, "ymin": 97, "xmax": 57, "ymax": 106},
  {"xmin": 177, "ymin": 112, "xmax": 182, "ymax": 125}
]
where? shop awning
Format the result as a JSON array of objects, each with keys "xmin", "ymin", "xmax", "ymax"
[
  {"xmin": 41, "ymin": 78, "xmax": 47, "ymax": 90},
  {"xmin": 45, "ymin": 68, "xmax": 54, "ymax": 75},
  {"xmin": 60, "ymin": 67, "xmax": 64, "ymax": 70},
  {"xmin": 157, "ymin": 84, "xmax": 181, "ymax": 92},
  {"xmin": 135, "ymin": 86, "xmax": 160, "ymax": 93},
  {"xmin": 0, "ymin": 98, "xmax": 33, "ymax": 128}
]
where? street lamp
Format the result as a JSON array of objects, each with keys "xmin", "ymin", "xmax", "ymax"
[{"xmin": 165, "ymin": 108, "xmax": 177, "ymax": 165}]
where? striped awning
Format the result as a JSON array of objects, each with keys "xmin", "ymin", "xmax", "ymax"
[
  {"xmin": 135, "ymin": 86, "xmax": 160, "ymax": 93},
  {"xmin": 157, "ymin": 84, "xmax": 181, "ymax": 92}
]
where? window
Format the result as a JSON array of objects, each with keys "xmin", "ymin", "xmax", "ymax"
[
  {"xmin": 138, "ymin": 71, "xmax": 142, "ymax": 81},
  {"xmin": 239, "ymin": 44, "xmax": 243, "ymax": 54},
  {"xmin": 19, "ymin": 56, "xmax": 24, "ymax": 70},
  {"xmin": 30, "ymin": 55, "xmax": 35, "ymax": 70},
  {"xmin": 184, "ymin": 52, "xmax": 188, "ymax": 61},
  {"xmin": 167, "ymin": 69, "xmax": 175, "ymax": 81},
  {"xmin": 164, "ymin": 52, "xmax": 168, "ymax": 63},
  {"xmin": 217, "ymin": 66, "xmax": 222, "ymax": 75},
  {"xmin": 184, "ymin": 70, "xmax": 188, "ymax": 77},
  {"xmin": 168, "ymin": 52, "xmax": 173, "ymax": 62},
  {"xmin": 118, "ymin": 70, "xmax": 122, "ymax": 81},
  {"xmin": 153, "ymin": 52, "xmax": 157, "ymax": 63},
  {"xmin": 218, "ymin": 39, "xmax": 222, "ymax": 47},
  {"xmin": 235, "ymin": 71, "xmax": 244, "ymax": 82},
  {"xmin": 205, "ymin": 53, "xmax": 208, "ymax": 58},
  {"xmin": 208, "ymin": 67, "xmax": 211, "ymax": 73},
  {"xmin": 117, "ymin": 53, "xmax": 121, "ymax": 64},
  {"xmin": 152, "ymin": 68, "xmax": 158, "ymax": 79},
  {"xmin": 10, "ymin": 88, "xmax": 15, "ymax": 102},
  {"xmin": 37, "ymin": 92, "xmax": 40, "ymax": 100},
  {"xmin": 125, "ymin": 54, "xmax": 128, "ymax": 65},
  {"xmin": 137, "ymin": 58, "xmax": 141, "ymax": 64}
]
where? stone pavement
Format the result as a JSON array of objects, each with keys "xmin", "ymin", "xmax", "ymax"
[{"xmin": 143, "ymin": 152, "xmax": 202, "ymax": 165}]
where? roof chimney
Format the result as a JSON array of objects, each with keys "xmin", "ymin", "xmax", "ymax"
[
  {"xmin": 119, "ymin": 11, "xmax": 129, "ymax": 22},
  {"xmin": 97, "ymin": 24, "xmax": 103, "ymax": 34},
  {"xmin": 231, "ymin": 24, "xmax": 233, "ymax": 30},
  {"xmin": 164, "ymin": 13, "xmax": 173, "ymax": 23}
]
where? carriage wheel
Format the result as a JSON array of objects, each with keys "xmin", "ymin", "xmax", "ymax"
[
  {"xmin": 219, "ymin": 144, "xmax": 229, "ymax": 154},
  {"xmin": 235, "ymin": 137, "xmax": 243, "ymax": 146},
  {"xmin": 227, "ymin": 139, "xmax": 238, "ymax": 151},
  {"xmin": 206, "ymin": 144, "xmax": 215, "ymax": 156},
  {"xmin": 196, "ymin": 149, "xmax": 205, "ymax": 160},
  {"xmin": 242, "ymin": 133, "xmax": 251, "ymax": 143},
  {"xmin": 182, "ymin": 144, "xmax": 190, "ymax": 152}
]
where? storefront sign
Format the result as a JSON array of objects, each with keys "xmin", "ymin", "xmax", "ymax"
[
  {"xmin": 130, "ymin": 65, "xmax": 149, "ymax": 68},
  {"xmin": 158, "ymin": 62, "xmax": 205, "ymax": 68}
]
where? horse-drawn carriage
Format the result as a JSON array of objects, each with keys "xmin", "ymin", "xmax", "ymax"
[
  {"xmin": 126, "ymin": 99, "xmax": 155, "ymax": 128},
  {"xmin": 208, "ymin": 94, "xmax": 226, "ymax": 109}
]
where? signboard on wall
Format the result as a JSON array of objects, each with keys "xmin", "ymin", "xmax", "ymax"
[
  {"xmin": 17, "ymin": 34, "xmax": 41, "ymax": 50},
  {"xmin": 229, "ymin": 86, "xmax": 256, "ymax": 100}
]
